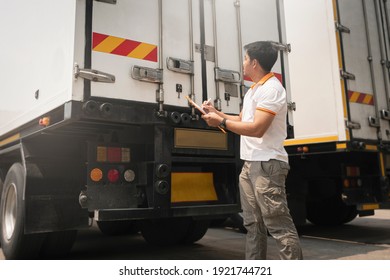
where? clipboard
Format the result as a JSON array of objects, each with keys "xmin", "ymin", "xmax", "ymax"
[{"xmin": 185, "ymin": 96, "xmax": 226, "ymax": 134}]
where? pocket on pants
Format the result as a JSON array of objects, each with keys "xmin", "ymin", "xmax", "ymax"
[
  {"xmin": 260, "ymin": 160, "xmax": 289, "ymax": 178},
  {"xmin": 255, "ymin": 173, "xmax": 289, "ymax": 218}
]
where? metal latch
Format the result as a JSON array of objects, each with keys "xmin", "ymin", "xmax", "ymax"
[
  {"xmin": 345, "ymin": 120, "xmax": 361, "ymax": 129},
  {"xmin": 380, "ymin": 110, "xmax": 390, "ymax": 120},
  {"xmin": 335, "ymin": 22, "xmax": 350, "ymax": 33},
  {"xmin": 215, "ymin": 68, "xmax": 241, "ymax": 83},
  {"xmin": 368, "ymin": 116, "xmax": 380, "ymax": 128},
  {"xmin": 340, "ymin": 70, "xmax": 355, "ymax": 80},
  {"xmin": 166, "ymin": 57, "xmax": 194, "ymax": 74},
  {"xmin": 74, "ymin": 64, "xmax": 115, "ymax": 83},
  {"xmin": 272, "ymin": 42, "xmax": 291, "ymax": 53},
  {"xmin": 287, "ymin": 101, "xmax": 296, "ymax": 111},
  {"xmin": 131, "ymin": 65, "xmax": 163, "ymax": 83},
  {"xmin": 224, "ymin": 83, "xmax": 239, "ymax": 98}
]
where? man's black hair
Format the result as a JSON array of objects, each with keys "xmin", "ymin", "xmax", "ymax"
[{"xmin": 244, "ymin": 41, "xmax": 278, "ymax": 72}]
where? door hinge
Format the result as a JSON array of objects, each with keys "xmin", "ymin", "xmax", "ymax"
[
  {"xmin": 272, "ymin": 42, "xmax": 291, "ymax": 53},
  {"xmin": 345, "ymin": 120, "xmax": 361, "ymax": 129},
  {"xmin": 95, "ymin": 0, "xmax": 117, "ymax": 4},
  {"xmin": 335, "ymin": 22, "xmax": 350, "ymax": 33},
  {"xmin": 340, "ymin": 70, "xmax": 355, "ymax": 80},
  {"xmin": 195, "ymin": 44, "xmax": 215, "ymax": 62},
  {"xmin": 74, "ymin": 64, "xmax": 115, "ymax": 83}
]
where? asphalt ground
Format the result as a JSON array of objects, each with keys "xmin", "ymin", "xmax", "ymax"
[{"xmin": 1, "ymin": 210, "xmax": 390, "ymax": 260}]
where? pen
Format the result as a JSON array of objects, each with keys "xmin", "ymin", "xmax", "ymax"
[
  {"xmin": 204, "ymin": 98, "xmax": 226, "ymax": 133},
  {"xmin": 202, "ymin": 98, "xmax": 212, "ymax": 108},
  {"xmin": 186, "ymin": 95, "xmax": 226, "ymax": 134}
]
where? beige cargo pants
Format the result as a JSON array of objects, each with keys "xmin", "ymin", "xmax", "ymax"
[{"xmin": 239, "ymin": 159, "xmax": 303, "ymax": 260}]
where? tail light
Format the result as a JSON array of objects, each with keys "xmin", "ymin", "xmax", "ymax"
[
  {"xmin": 343, "ymin": 166, "xmax": 362, "ymax": 188},
  {"xmin": 90, "ymin": 168, "xmax": 103, "ymax": 182},
  {"xmin": 89, "ymin": 145, "xmax": 134, "ymax": 184},
  {"xmin": 107, "ymin": 169, "xmax": 120, "ymax": 183},
  {"xmin": 96, "ymin": 146, "xmax": 130, "ymax": 163},
  {"xmin": 346, "ymin": 166, "xmax": 360, "ymax": 177}
]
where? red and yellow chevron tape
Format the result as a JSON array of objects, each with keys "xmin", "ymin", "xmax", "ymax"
[
  {"xmin": 92, "ymin": 32, "xmax": 158, "ymax": 62},
  {"xmin": 348, "ymin": 90, "xmax": 374, "ymax": 105}
]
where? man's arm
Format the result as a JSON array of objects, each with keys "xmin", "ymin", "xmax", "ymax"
[
  {"xmin": 202, "ymin": 104, "xmax": 242, "ymax": 122},
  {"xmin": 202, "ymin": 109, "xmax": 274, "ymax": 138}
]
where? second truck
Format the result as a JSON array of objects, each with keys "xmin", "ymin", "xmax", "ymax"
[{"xmin": 0, "ymin": 0, "xmax": 390, "ymax": 260}]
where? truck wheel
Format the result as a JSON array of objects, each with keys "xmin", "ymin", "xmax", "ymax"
[
  {"xmin": 181, "ymin": 219, "xmax": 210, "ymax": 244},
  {"xmin": 97, "ymin": 220, "xmax": 139, "ymax": 236},
  {"xmin": 0, "ymin": 169, "xmax": 4, "ymax": 199},
  {"xmin": 140, "ymin": 217, "xmax": 191, "ymax": 246},
  {"xmin": 40, "ymin": 230, "xmax": 78, "ymax": 258},
  {"xmin": 306, "ymin": 195, "xmax": 357, "ymax": 225},
  {"xmin": 0, "ymin": 163, "xmax": 45, "ymax": 259}
]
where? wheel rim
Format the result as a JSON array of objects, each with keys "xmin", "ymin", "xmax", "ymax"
[{"xmin": 3, "ymin": 182, "xmax": 17, "ymax": 240}]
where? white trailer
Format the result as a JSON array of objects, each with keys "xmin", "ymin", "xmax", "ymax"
[
  {"xmin": 282, "ymin": 0, "xmax": 390, "ymax": 226},
  {"xmin": 0, "ymin": 0, "xmax": 389, "ymax": 259}
]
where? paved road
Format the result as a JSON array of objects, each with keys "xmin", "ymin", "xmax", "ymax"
[{"xmin": 1, "ymin": 210, "xmax": 390, "ymax": 260}]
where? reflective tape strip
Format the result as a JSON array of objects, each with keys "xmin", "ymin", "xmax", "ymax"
[
  {"xmin": 0, "ymin": 133, "xmax": 20, "ymax": 148},
  {"xmin": 284, "ymin": 135, "xmax": 339, "ymax": 146},
  {"xmin": 92, "ymin": 32, "xmax": 158, "ymax": 62},
  {"xmin": 348, "ymin": 90, "xmax": 374, "ymax": 105},
  {"xmin": 171, "ymin": 172, "xmax": 218, "ymax": 203}
]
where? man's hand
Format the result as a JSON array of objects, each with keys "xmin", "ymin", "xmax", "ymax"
[
  {"xmin": 201, "ymin": 112, "xmax": 223, "ymax": 127},
  {"xmin": 202, "ymin": 99, "xmax": 218, "ymax": 114}
]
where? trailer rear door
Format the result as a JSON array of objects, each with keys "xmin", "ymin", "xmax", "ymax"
[
  {"xmin": 88, "ymin": 0, "xmax": 286, "ymax": 117},
  {"xmin": 337, "ymin": 0, "xmax": 390, "ymax": 142},
  {"xmin": 282, "ymin": 0, "xmax": 346, "ymax": 144}
]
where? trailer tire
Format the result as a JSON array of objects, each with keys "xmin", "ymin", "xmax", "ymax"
[
  {"xmin": 140, "ymin": 217, "xmax": 191, "ymax": 246},
  {"xmin": 181, "ymin": 219, "xmax": 210, "ymax": 244},
  {"xmin": 0, "ymin": 163, "xmax": 45, "ymax": 259},
  {"xmin": 306, "ymin": 195, "xmax": 357, "ymax": 225},
  {"xmin": 97, "ymin": 220, "xmax": 139, "ymax": 236},
  {"xmin": 40, "ymin": 230, "xmax": 78, "ymax": 258},
  {"xmin": 0, "ymin": 169, "xmax": 4, "ymax": 199}
]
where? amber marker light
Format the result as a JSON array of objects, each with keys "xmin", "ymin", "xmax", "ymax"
[
  {"xmin": 297, "ymin": 146, "xmax": 309, "ymax": 153},
  {"xmin": 39, "ymin": 117, "xmax": 51, "ymax": 126},
  {"xmin": 90, "ymin": 168, "xmax": 103, "ymax": 182}
]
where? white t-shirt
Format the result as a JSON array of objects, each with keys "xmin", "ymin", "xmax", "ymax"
[{"xmin": 240, "ymin": 73, "xmax": 288, "ymax": 163}]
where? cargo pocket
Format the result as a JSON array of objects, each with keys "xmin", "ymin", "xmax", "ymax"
[{"xmin": 256, "ymin": 161, "xmax": 289, "ymax": 218}]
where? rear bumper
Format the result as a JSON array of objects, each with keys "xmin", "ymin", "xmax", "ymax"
[{"xmin": 94, "ymin": 204, "xmax": 240, "ymax": 221}]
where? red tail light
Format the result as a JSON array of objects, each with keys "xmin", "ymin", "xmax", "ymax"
[{"xmin": 107, "ymin": 169, "xmax": 120, "ymax": 183}]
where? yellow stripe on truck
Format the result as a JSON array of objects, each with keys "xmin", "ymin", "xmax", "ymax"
[
  {"xmin": 0, "ymin": 133, "xmax": 20, "ymax": 148},
  {"xmin": 92, "ymin": 32, "xmax": 158, "ymax": 62},
  {"xmin": 93, "ymin": 36, "xmax": 125, "ymax": 53},
  {"xmin": 284, "ymin": 135, "xmax": 339, "ymax": 146},
  {"xmin": 171, "ymin": 172, "xmax": 218, "ymax": 203},
  {"xmin": 361, "ymin": 203, "xmax": 379, "ymax": 210}
]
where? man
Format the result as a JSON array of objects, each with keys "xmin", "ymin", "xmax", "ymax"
[{"xmin": 202, "ymin": 41, "xmax": 303, "ymax": 260}]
